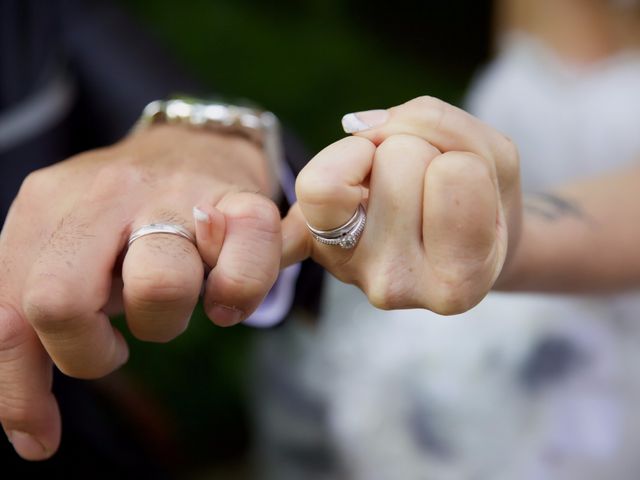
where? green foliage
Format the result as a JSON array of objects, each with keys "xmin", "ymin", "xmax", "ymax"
[{"xmin": 123, "ymin": 0, "xmax": 467, "ymax": 151}]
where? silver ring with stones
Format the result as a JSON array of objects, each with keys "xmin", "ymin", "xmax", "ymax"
[{"xmin": 306, "ymin": 204, "xmax": 366, "ymax": 249}]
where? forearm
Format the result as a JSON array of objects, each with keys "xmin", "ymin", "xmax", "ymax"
[{"xmin": 497, "ymin": 164, "xmax": 640, "ymax": 292}]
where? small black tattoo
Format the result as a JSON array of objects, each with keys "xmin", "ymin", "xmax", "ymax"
[{"xmin": 524, "ymin": 192, "xmax": 585, "ymax": 221}]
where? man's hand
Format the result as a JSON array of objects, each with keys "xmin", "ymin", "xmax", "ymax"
[
  {"xmin": 0, "ymin": 125, "xmax": 281, "ymax": 460},
  {"xmin": 283, "ymin": 96, "xmax": 522, "ymax": 314}
]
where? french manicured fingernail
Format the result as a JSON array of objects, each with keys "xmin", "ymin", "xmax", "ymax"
[
  {"xmin": 7, "ymin": 430, "xmax": 48, "ymax": 459},
  {"xmin": 342, "ymin": 109, "xmax": 389, "ymax": 133},
  {"xmin": 193, "ymin": 206, "xmax": 211, "ymax": 224},
  {"xmin": 209, "ymin": 304, "xmax": 243, "ymax": 326}
]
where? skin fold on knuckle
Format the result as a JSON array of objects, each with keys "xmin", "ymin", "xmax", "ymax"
[
  {"xmin": 428, "ymin": 281, "xmax": 479, "ymax": 316},
  {"xmin": 0, "ymin": 388, "xmax": 56, "ymax": 431},
  {"xmin": 376, "ymin": 134, "xmax": 440, "ymax": 165},
  {"xmin": 128, "ymin": 317, "xmax": 188, "ymax": 344},
  {"xmin": 495, "ymin": 134, "xmax": 521, "ymax": 189},
  {"xmin": 224, "ymin": 194, "xmax": 281, "ymax": 236},
  {"xmin": 0, "ymin": 398, "xmax": 37, "ymax": 432},
  {"xmin": 0, "ymin": 306, "xmax": 30, "ymax": 354},
  {"xmin": 365, "ymin": 279, "xmax": 411, "ymax": 311},
  {"xmin": 83, "ymin": 162, "xmax": 147, "ymax": 205},
  {"xmin": 296, "ymin": 137, "xmax": 374, "ymax": 205},
  {"xmin": 126, "ymin": 268, "xmax": 200, "ymax": 307},
  {"xmin": 12, "ymin": 168, "xmax": 58, "ymax": 213},
  {"xmin": 427, "ymin": 261, "xmax": 494, "ymax": 315},
  {"xmin": 428, "ymin": 154, "xmax": 498, "ymax": 258},
  {"xmin": 311, "ymin": 251, "xmax": 355, "ymax": 283},
  {"xmin": 429, "ymin": 152, "xmax": 492, "ymax": 186},
  {"xmin": 296, "ymin": 171, "xmax": 351, "ymax": 208},
  {"xmin": 22, "ymin": 280, "xmax": 86, "ymax": 335},
  {"xmin": 402, "ymin": 95, "xmax": 448, "ymax": 131},
  {"xmin": 362, "ymin": 258, "xmax": 414, "ymax": 310},
  {"xmin": 52, "ymin": 329, "xmax": 127, "ymax": 379},
  {"xmin": 56, "ymin": 355, "xmax": 115, "ymax": 380},
  {"xmin": 213, "ymin": 252, "xmax": 278, "ymax": 302}
]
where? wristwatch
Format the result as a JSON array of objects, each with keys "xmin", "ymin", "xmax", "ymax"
[{"xmin": 134, "ymin": 97, "xmax": 286, "ymax": 200}]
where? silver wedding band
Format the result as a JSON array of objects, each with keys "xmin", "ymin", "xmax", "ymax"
[
  {"xmin": 306, "ymin": 204, "xmax": 366, "ymax": 249},
  {"xmin": 128, "ymin": 223, "xmax": 196, "ymax": 247}
]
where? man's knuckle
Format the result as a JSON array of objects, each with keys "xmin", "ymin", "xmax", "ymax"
[
  {"xmin": 15, "ymin": 170, "xmax": 53, "ymax": 204},
  {"xmin": 0, "ymin": 396, "xmax": 33, "ymax": 428},
  {"xmin": 57, "ymin": 358, "xmax": 112, "ymax": 379},
  {"xmin": 227, "ymin": 195, "xmax": 281, "ymax": 234},
  {"xmin": 85, "ymin": 163, "xmax": 143, "ymax": 202},
  {"xmin": 0, "ymin": 307, "xmax": 28, "ymax": 352},
  {"xmin": 23, "ymin": 282, "xmax": 81, "ymax": 332},
  {"xmin": 127, "ymin": 269, "xmax": 198, "ymax": 305},
  {"xmin": 217, "ymin": 266, "xmax": 275, "ymax": 300}
]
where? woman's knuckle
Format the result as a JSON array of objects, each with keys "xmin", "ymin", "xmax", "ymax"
[
  {"xmin": 497, "ymin": 135, "xmax": 520, "ymax": 179},
  {"xmin": 217, "ymin": 269, "xmax": 272, "ymax": 300},
  {"xmin": 364, "ymin": 261, "xmax": 411, "ymax": 310},
  {"xmin": 407, "ymin": 96, "xmax": 447, "ymax": 129},
  {"xmin": 429, "ymin": 274, "xmax": 481, "ymax": 315}
]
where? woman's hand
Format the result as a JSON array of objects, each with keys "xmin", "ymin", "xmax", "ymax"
[{"xmin": 283, "ymin": 96, "xmax": 522, "ymax": 314}]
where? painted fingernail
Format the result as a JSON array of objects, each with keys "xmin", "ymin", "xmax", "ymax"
[
  {"xmin": 341, "ymin": 109, "xmax": 389, "ymax": 133},
  {"xmin": 7, "ymin": 430, "xmax": 48, "ymax": 459},
  {"xmin": 209, "ymin": 304, "xmax": 243, "ymax": 327},
  {"xmin": 193, "ymin": 206, "xmax": 211, "ymax": 224}
]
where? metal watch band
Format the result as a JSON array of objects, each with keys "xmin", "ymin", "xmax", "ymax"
[{"xmin": 134, "ymin": 98, "xmax": 285, "ymax": 200}]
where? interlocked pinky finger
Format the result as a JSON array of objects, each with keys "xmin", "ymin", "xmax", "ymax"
[{"xmin": 193, "ymin": 204, "xmax": 226, "ymax": 269}]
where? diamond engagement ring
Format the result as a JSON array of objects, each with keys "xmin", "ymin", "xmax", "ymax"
[
  {"xmin": 306, "ymin": 204, "xmax": 366, "ymax": 249},
  {"xmin": 128, "ymin": 223, "xmax": 196, "ymax": 247}
]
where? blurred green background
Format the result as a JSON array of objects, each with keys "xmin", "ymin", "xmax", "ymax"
[{"xmin": 110, "ymin": 1, "xmax": 493, "ymax": 477}]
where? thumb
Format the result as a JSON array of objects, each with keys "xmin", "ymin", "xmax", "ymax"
[{"xmin": 281, "ymin": 203, "xmax": 313, "ymax": 268}]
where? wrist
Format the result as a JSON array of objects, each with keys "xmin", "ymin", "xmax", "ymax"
[
  {"xmin": 493, "ymin": 192, "xmax": 590, "ymax": 292},
  {"xmin": 125, "ymin": 124, "xmax": 274, "ymax": 194},
  {"xmin": 493, "ymin": 211, "xmax": 537, "ymax": 291},
  {"xmin": 134, "ymin": 98, "xmax": 286, "ymax": 201}
]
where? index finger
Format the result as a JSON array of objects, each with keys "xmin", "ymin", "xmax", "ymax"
[
  {"xmin": 295, "ymin": 136, "xmax": 375, "ymax": 230},
  {"xmin": 341, "ymin": 96, "xmax": 519, "ymax": 190},
  {"xmin": 0, "ymin": 196, "xmax": 62, "ymax": 460},
  {"xmin": 22, "ymin": 209, "xmax": 129, "ymax": 379}
]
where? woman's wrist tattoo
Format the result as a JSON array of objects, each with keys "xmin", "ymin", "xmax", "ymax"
[{"xmin": 524, "ymin": 193, "xmax": 585, "ymax": 221}]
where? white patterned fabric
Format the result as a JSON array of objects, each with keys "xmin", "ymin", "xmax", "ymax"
[{"xmin": 251, "ymin": 34, "xmax": 640, "ymax": 480}]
